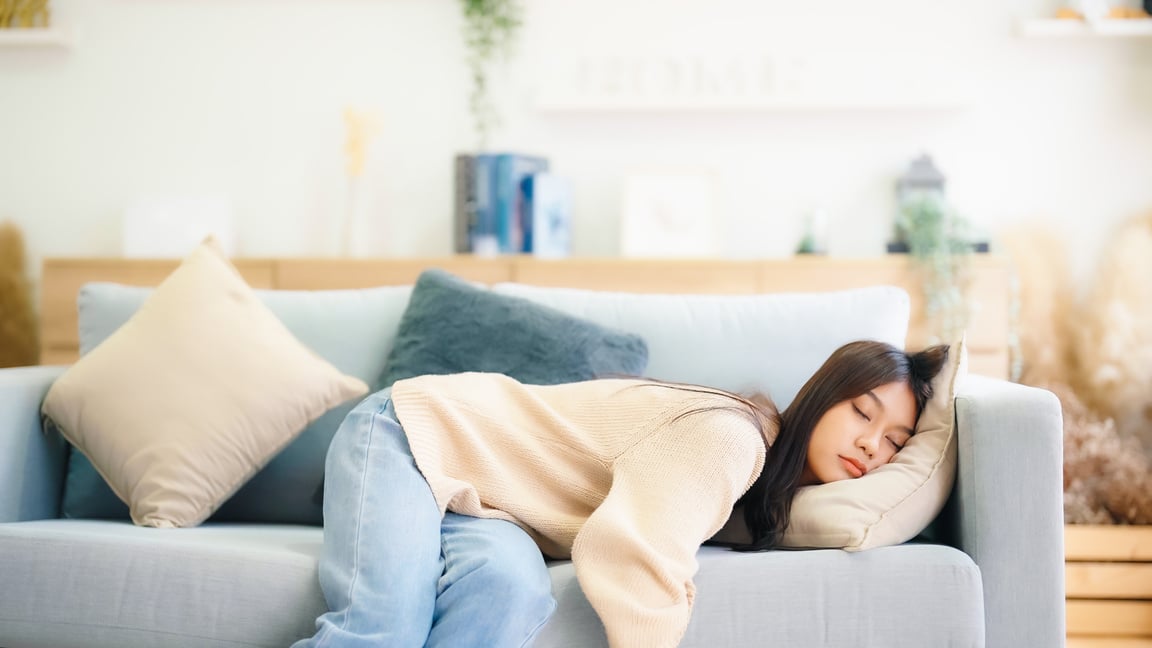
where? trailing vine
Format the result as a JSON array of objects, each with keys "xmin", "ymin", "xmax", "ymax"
[{"xmin": 459, "ymin": 0, "xmax": 523, "ymax": 150}]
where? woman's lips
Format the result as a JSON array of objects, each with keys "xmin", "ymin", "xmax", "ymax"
[{"xmin": 840, "ymin": 456, "xmax": 867, "ymax": 478}]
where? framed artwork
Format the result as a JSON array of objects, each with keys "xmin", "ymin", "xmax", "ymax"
[
  {"xmin": 619, "ymin": 170, "xmax": 721, "ymax": 257},
  {"xmin": 122, "ymin": 195, "xmax": 235, "ymax": 258}
]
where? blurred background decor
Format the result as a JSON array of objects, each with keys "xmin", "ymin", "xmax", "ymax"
[
  {"xmin": 891, "ymin": 155, "xmax": 975, "ymax": 344},
  {"xmin": 1076, "ymin": 212, "xmax": 1152, "ymax": 455},
  {"xmin": 0, "ymin": 221, "xmax": 38, "ymax": 368},
  {"xmin": 458, "ymin": 0, "xmax": 523, "ymax": 150},
  {"xmin": 795, "ymin": 208, "xmax": 830, "ymax": 255},
  {"xmin": 620, "ymin": 170, "xmax": 722, "ymax": 258},
  {"xmin": 122, "ymin": 195, "xmax": 235, "ymax": 258},
  {"xmin": 1003, "ymin": 218, "xmax": 1152, "ymax": 525},
  {"xmin": 0, "ymin": 0, "xmax": 50, "ymax": 28},
  {"xmin": 1060, "ymin": 381, "xmax": 1152, "ymax": 525},
  {"xmin": 342, "ymin": 107, "xmax": 384, "ymax": 256}
]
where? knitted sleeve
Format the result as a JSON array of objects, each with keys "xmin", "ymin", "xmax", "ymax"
[{"xmin": 570, "ymin": 410, "xmax": 766, "ymax": 648}]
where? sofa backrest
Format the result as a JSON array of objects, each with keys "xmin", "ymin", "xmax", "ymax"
[
  {"xmin": 493, "ymin": 283, "xmax": 910, "ymax": 408},
  {"xmin": 65, "ymin": 280, "xmax": 909, "ymax": 525},
  {"xmin": 78, "ymin": 281, "xmax": 910, "ymax": 407}
]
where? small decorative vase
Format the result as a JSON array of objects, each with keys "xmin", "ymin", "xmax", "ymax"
[{"xmin": 1074, "ymin": 0, "xmax": 1109, "ymax": 22}]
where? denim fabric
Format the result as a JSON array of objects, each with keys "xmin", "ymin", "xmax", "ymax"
[{"xmin": 294, "ymin": 390, "xmax": 556, "ymax": 648}]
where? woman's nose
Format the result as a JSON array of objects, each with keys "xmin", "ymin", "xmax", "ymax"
[{"xmin": 857, "ymin": 434, "xmax": 878, "ymax": 458}]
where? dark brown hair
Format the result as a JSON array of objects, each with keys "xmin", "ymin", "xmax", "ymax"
[{"xmin": 733, "ymin": 340, "xmax": 949, "ymax": 551}]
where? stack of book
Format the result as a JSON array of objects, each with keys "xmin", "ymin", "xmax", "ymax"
[{"xmin": 454, "ymin": 153, "xmax": 573, "ymax": 257}]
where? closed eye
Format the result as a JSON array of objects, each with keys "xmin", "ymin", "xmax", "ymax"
[
  {"xmin": 887, "ymin": 437, "xmax": 905, "ymax": 451},
  {"xmin": 852, "ymin": 404, "xmax": 871, "ymax": 422}
]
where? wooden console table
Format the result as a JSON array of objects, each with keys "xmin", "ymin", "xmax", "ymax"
[
  {"xmin": 38, "ymin": 255, "xmax": 1013, "ymax": 378},
  {"xmin": 1066, "ymin": 525, "xmax": 1152, "ymax": 647}
]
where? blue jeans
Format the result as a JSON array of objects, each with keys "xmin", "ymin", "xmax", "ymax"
[{"xmin": 294, "ymin": 390, "xmax": 556, "ymax": 648}]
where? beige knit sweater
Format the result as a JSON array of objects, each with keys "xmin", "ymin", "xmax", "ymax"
[{"xmin": 391, "ymin": 372, "xmax": 768, "ymax": 648}]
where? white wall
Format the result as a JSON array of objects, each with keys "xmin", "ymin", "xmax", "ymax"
[{"xmin": 2, "ymin": 0, "xmax": 1151, "ymax": 291}]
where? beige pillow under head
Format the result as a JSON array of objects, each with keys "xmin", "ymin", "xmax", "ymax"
[
  {"xmin": 781, "ymin": 336, "xmax": 968, "ymax": 551},
  {"xmin": 42, "ymin": 240, "xmax": 368, "ymax": 528}
]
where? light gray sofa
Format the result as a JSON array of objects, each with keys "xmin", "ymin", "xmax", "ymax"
[{"xmin": 0, "ymin": 281, "xmax": 1066, "ymax": 648}]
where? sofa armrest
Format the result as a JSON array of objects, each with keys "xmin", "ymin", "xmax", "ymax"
[
  {"xmin": 950, "ymin": 375, "xmax": 1065, "ymax": 648},
  {"xmin": 0, "ymin": 366, "xmax": 69, "ymax": 523}
]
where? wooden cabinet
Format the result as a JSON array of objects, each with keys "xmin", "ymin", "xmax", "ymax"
[
  {"xmin": 1066, "ymin": 525, "xmax": 1152, "ymax": 647},
  {"xmin": 39, "ymin": 255, "xmax": 1013, "ymax": 377}
]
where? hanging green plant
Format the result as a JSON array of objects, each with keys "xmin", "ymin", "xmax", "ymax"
[
  {"xmin": 459, "ymin": 0, "xmax": 523, "ymax": 150},
  {"xmin": 896, "ymin": 193, "xmax": 974, "ymax": 344}
]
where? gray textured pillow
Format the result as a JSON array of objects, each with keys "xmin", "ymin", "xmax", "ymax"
[{"xmin": 381, "ymin": 269, "xmax": 649, "ymax": 387}]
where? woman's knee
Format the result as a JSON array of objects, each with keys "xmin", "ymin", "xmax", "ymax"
[
  {"xmin": 330, "ymin": 390, "xmax": 401, "ymax": 449},
  {"xmin": 442, "ymin": 522, "xmax": 555, "ymax": 613},
  {"xmin": 358, "ymin": 386, "xmax": 392, "ymax": 410},
  {"xmin": 450, "ymin": 548, "xmax": 548, "ymax": 590},
  {"xmin": 469, "ymin": 556, "xmax": 556, "ymax": 635}
]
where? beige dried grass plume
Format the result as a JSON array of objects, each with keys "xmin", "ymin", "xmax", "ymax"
[
  {"xmin": 0, "ymin": 221, "xmax": 38, "ymax": 368},
  {"xmin": 0, "ymin": 0, "xmax": 51, "ymax": 28},
  {"xmin": 999, "ymin": 225, "xmax": 1077, "ymax": 388},
  {"xmin": 1077, "ymin": 213, "xmax": 1152, "ymax": 454},
  {"xmin": 1002, "ymin": 221, "xmax": 1152, "ymax": 524},
  {"xmin": 1056, "ymin": 383, "xmax": 1152, "ymax": 524}
]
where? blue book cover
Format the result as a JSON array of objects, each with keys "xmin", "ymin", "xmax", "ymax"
[
  {"xmin": 522, "ymin": 172, "xmax": 573, "ymax": 258},
  {"xmin": 492, "ymin": 153, "xmax": 549, "ymax": 254},
  {"xmin": 469, "ymin": 154, "xmax": 500, "ymax": 255}
]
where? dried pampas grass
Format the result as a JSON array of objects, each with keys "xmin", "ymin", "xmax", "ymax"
[
  {"xmin": 0, "ymin": 221, "xmax": 38, "ymax": 368},
  {"xmin": 1003, "ymin": 219, "xmax": 1152, "ymax": 525},
  {"xmin": 1056, "ymin": 382, "xmax": 1152, "ymax": 524},
  {"xmin": 1000, "ymin": 226, "xmax": 1078, "ymax": 388},
  {"xmin": 1078, "ymin": 213, "xmax": 1152, "ymax": 454}
]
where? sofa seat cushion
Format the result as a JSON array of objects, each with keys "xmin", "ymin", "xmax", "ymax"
[
  {"xmin": 0, "ymin": 520, "xmax": 326, "ymax": 648},
  {"xmin": 0, "ymin": 521, "xmax": 982, "ymax": 648},
  {"xmin": 536, "ymin": 544, "xmax": 985, "ymax": 648}
]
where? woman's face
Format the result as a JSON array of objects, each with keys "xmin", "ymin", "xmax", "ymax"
[{"xmin": 800, "ymin": 381, "xmax": 918, "ymax": 485}]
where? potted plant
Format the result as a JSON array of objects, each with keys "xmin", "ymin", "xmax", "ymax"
[{"xmin": 895, "ymin": 192, "xmax": 974, "ymax": 344}]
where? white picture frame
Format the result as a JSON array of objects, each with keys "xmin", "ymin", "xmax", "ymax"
[
  {"xmin": 122, "ymin": 195, "xmax": 236, "ymax": 258},
  {"xmin": 619, "ymin": 170, "xmax": 721, "ymax": 258}
]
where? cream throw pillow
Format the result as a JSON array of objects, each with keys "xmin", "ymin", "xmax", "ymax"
[
  {"xmin": 781, "ymin": 336, "xmax": 968, "ymax": 551},
  {"xmin": 41, "ymin": 240, "xmax": 369, "ymax": 528}
]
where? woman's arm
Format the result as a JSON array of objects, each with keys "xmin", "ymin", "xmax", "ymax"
[
  {"xmin": 570, "ymin": 412, "xmax": 765, "ymax": 648},
  {"xmin": 706, "ymin": 505, "xmax": 752, "ymax": 547}
]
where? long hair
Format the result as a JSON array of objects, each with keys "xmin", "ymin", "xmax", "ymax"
[{"xmin": 734, "ymin": 340, "xmax": 949, "ymax": 551}]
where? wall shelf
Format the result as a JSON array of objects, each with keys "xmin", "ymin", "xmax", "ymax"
[
  {"xmin": 1018, "ymin": 18, "xmax": 1152, "ymax": 38},
  {"xmin": 0, "ymin": 27, "xmax": 71, "ymax": 48},
  {"xmin": 535, "ymin": 96, "xmax": 970, "ymax": 113}
]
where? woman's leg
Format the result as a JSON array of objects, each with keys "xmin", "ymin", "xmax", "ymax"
[
  {"xmin": 426, "ymin": 514, "xmax": 556, "ymax": 648},
  {"xmin": 294, "ymin": 391, "xmax": 443, "ymax": 648}
]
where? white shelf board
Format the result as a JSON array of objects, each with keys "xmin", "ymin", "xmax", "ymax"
[
  {"xmin": 535, "ymin": 92, "xmax": 970, "ymax": 113},
  {"xmin": 1018, "ymin": 18, "xmax": 1152, "ymax": 38},
  {"xmin": 537, "ymin": 98, "xmax": 969, "ymax": 113},
  {"xmin": 0, "ymin": 27, "xmax": 71, "ymax": 48}
]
